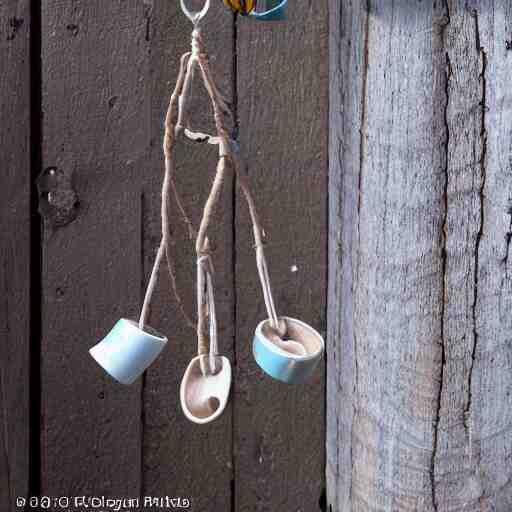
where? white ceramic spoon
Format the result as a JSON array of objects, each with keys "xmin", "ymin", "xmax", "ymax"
[{"xmin": 180, "ymin": 355, "xmax": 231, "ymax": 425}]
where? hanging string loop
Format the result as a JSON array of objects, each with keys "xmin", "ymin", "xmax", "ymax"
[{"xmin": 180, "ymin": 0, "xmax": 211, "ymax": 26}]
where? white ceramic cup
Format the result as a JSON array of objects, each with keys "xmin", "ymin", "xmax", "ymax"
[{"xmin": 90, "ymin": 318, "xmax": 167, "ymax": 385}]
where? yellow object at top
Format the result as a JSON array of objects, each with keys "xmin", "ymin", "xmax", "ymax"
[{"xmin": 223, "ymin": 0, "xmax": 257, "ymax": 15}]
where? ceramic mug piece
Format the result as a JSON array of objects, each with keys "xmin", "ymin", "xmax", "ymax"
[
  {"xmin": 90, "ymin": 318, "xmax": 167, "ymax": 385},
  {"xmin": 253, "ymin": 317, "xmax": 324, "ymax": 384},
  {"xmin": 251, "ymin": 0, "xmax": 287, "ymax": 20}
]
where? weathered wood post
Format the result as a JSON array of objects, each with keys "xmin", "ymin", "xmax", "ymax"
[{"xmin": 328, "ymin": 1, "xmax": 512, "ymax": 510}]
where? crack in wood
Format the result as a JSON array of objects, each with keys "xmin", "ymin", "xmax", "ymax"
[
  {"xmin": 231, "ymin": 11, "xmax": 238, "ymax": 512},
  {"xmin": 432, "ymin": 53, "xmax": 450, "ymax": 512},
  {"xmin": 431, "ymin": 5, "xmax": 452, "ymax": 511},
  {"xmin": 503, "ymin": 205, "xmax": 512, "ymax": 270},
  {"xmin": 465, "ymin": 8, "xmax": 487, "ymax": 483},
  {"xmin": 29, "ymin": 0, "xmax": 43, "ymax": 502},
  {"xmin": 435, "ymin": 5, "xmax": 488, "ymax": 507}
]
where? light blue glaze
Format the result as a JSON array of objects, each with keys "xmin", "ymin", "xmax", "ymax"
[
  {"xmin": 90, "ymin": 318, "xmax": 167, "ymax": 385},
  {"xmin": 250, "ymin": 0, "xmax": 287, "ymax": 21},
  {"xmin": 252, "ymin": 317, "xmax": 324, "ymax": 384}
]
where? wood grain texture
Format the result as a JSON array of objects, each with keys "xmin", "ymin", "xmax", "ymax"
[
  {"xmin": 435, "ymin": 3, "xmax": 486, "ymax": 509},
  {"xmin": 435, "ymin": 2, "xmax": 512, "ymax": 510},
  {"xmin": 0, "ymin": 0, "xmax": 31, "ymax": 507},
  {"xmin": 329, "ymin": 1, "xmax": 512, "ymax": 511},
  {"xmin": 473, "ymin": 2, "xmax": 512, "ymax": 507},
  {"xmin": 235, "ymin": 2, "xmax": 328, "ymax": 510},
  {"xmin": 141, "ymin": 2, "xmax": 235, "ymax": 510},
  {"xmin": 328, "ymin": 1, "xmax": 447, "ymax": 510},
  {"xmin": 352, "ymin": 3, "xmax": 446, "ymax": 510},
  {"xmin": 327, "ymin": 2, "xmax": 368, "ymax": 511},
  {"xmin": 40, "ymin": 0, "xmax": 148, "ymax": 496}
]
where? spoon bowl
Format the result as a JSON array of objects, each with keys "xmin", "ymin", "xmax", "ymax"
[{"xmin": 180, "ymin": 355, "xmax": 231, "ymax": 424}]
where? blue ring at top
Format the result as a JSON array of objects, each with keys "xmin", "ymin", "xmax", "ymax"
[{"xmin": 250, "ymin": 0, "xmax": 287, "ymax": 21}]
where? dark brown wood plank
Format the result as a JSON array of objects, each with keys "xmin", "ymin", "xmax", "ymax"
[
  {"xmin": 141, "ymin": 3, "xmax": 235, "ymax": 510},
  {"xmin": 0, "ymin": 0, "xmax": 31, "ymax": 507},
  {"xmin": 234, "ymin": 3, "xmax": 328, "ymax": 510},
  {"xmin": 40, "ymin": 0, "xmax": 148, "ymax": 496}
]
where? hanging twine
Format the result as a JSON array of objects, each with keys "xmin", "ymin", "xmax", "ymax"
[
  {"xmin": 138, "ymin": 22, "xmax": 285, "ymax": 372},
  {"xmin": 139, "ymin": 52, "xmax": 196, "ymax": 332}
]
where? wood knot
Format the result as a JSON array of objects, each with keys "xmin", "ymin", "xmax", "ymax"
[
  {"xmin": 6, "ymin": 17, "xmax": 24, "ymax": 41},
  {"xmin": 36, "ymin": 166, "xmax": 79, "ymax": 228}
]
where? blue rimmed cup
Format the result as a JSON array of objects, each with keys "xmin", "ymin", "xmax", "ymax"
[
  {"xmin": 250, "ymin": 0, "xmax": 287, "ymax": 21},
  {"xmin": 253, "ymin": 317, "xmax": 324, "ymax": 384},
  {"xmin": 90, "ymin": 319, "xmax": 167, "ymax": 385}
]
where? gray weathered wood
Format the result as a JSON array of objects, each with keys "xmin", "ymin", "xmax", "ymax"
[
  {"xmin": 472, "ymin": 1, "xmax": 512, "ymax": 507},
  {"xmin": 40, "ymin": 0, "xmax": 147, "ymax": 496},
  {"xmin": 327, "ymin": 2, "xmax": 369, "ymax": 510},
  {"xmin": 435, "ymin": 3, "xmax": 486, "ymax": 510},
  {"xmin": 141, "ymin": 2, "xmax": 235, "ymax": 510},
  {"xmin": 328, "ymin": 1, "xmax": 446, "ymax": 510},
  {"xmin": 436, "ymin": 2, "xmax": 512, "ymax": 510},
  {"xmin": 328, "ymin": 1, "xmax": 512, "ymax": 511},
  {"xmin": 235, "ymin": 2, "xmax": 328, "ymax": 510},
  {"xmin": 0, "ymin": 0, "xmax": 31, "ymax": 507}
]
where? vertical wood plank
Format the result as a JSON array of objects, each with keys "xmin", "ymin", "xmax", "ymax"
[
  {"xmin": 329, "ymin": 1, "xmax": 512, "ymax": 510},
  {"xmin": 40, "ymin": 0, "xmax": 148, "ymax": 496},
  {"xmin": 473, "ymin": 2, "xmax": 512, "ymax": 507},
  {"xmin": 352, "ymin": 3, "xmax": 446, "ymax": 510},
  {"xmin": 141, "ymin": 2, "xmax": 235, "ymax": 510},
  {"xmin": 326, "ymin": 2, "xmax": 368, "ymax": 511},
  {"xmin": 328, "ymin": 1, "xmax": 448, "ymax": 510},
  {"xmin": 435, "ymin": 3, "xmax": 486, "ymax": 509},
  {"xmin": 438, "ymin": 1, "xmax": 512, "ymax": 509},
  {"xmin": 235, "ymin": 3, "xmax": 328, "ymax": 510},
  {"xmin": 0, "ymin": 0, "xmax": 31, "ymax": 507}
]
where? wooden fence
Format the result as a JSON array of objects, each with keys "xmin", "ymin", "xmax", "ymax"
[{"xmin": 1, "ymin": 1, "xmax": 328, "ymax": 510}]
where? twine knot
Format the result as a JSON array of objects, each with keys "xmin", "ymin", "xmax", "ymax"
[{"xmin": 191, "ymin": 29, "xmax": 204, "ymax": 56}]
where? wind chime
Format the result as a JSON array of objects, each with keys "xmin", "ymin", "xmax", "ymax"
[{"xmin": 90, "ymin": 0, "xmax": 324, "ymax": 425}]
